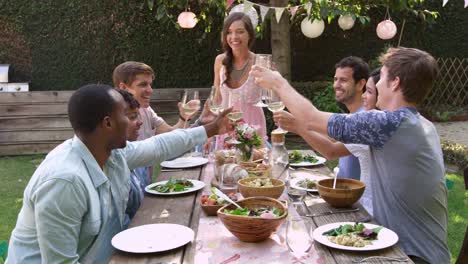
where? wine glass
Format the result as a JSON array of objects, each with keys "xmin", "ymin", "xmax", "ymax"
[
  {"xmin": 225, "ymin": 91, "xmax": 243, "ymax": 145},
  {"xmin": 180, "ymin": 89, "xmax": 200, "ymax": 128},
  {"xmin": 253, "ymin": 54, "xmax": 272, "ymax": 107},
  {"xmin": 208, "ymin": 86, "xmax": 224, "ymax": 115},
  {"xmin": 286, "ymin": 217, "xmax": 313, "ymax": 259},
  {"xmin": 266, "ymin": 89, "xmax": 287, "ymax": 133}
]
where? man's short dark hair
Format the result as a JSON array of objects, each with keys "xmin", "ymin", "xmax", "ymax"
[
  {"xmin": 116, "ymin": 88, "xmax": 140, "ymax": 110},
  {"xmin": 68, "ymin": 84, "xmax": 117, "ymax": 134},
  {"xmin": 335, "ymin": 56, "xmax": 370, "ymax": 83}
]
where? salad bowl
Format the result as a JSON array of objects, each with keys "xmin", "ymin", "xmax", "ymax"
[{"xmin": 217, "ymin": 197, "xmax": 288, "ymax": 242}]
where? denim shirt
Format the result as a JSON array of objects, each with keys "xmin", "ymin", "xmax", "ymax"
[{"xmin": 7, "ymin": 127, "xmax": 207, "ymax": 264}]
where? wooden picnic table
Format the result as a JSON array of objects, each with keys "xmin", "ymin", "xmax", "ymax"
[{"xmin": 109, "ymin": 151, "xmax": 412, "ymax": 264}]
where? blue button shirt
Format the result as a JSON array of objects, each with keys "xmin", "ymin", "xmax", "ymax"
[{"xmin": 7, "ymin": 127, "xmax": 207, "ymax": 264}]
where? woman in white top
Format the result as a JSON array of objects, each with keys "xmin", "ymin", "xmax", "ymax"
[{"xmin": 273, "ymin": 68, "xmax": 380, "ymax": 215}]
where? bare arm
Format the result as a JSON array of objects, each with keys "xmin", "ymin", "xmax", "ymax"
[
  {"xmin": 274, "ymin": 111, "xmax": 350, "ymax": 159},
  {"xmin": 250, "ymin": 66, "xmax": 332, "ymax": 135},
  {"xmin": 213, "ymin": 54, "xmax": 224, "ymax": 88}
]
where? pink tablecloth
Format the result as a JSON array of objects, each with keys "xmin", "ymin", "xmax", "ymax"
[{"xmin": 194, "ymin": 163, "xmax": 324, "ymax": 264}]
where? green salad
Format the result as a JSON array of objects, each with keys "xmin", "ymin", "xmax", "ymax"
[
  {"xmin": 289, "ymin": 150, "xmax": 319, "ymax": 164},
  {"xmin": 224, "ymin": 207, "xmax": 283, "ymax": 218},
  {"xmin": 150, "ymin": 178, "xmax": 194, "ymax": 193},
  {"xmin": 323, "ymin": 222, "xmax": 382, "ymax": 240}
]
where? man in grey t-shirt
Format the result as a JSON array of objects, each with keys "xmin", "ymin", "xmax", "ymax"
[{"xmin": 251, "ymin": 47, "xmax": 450, "ymax": 263}]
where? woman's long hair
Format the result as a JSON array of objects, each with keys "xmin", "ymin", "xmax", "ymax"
[{"xmin": 221, "ymin": 12, "xmax": 255, "ymax": 85}]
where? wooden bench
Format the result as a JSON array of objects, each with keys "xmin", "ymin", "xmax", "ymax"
[{"xmin": 0, "ymin": 88, "xmax": 210, "ymax": 156}]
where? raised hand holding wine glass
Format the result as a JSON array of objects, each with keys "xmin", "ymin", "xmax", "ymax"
[
  {"xmin": 180, "ymin": 89, "xmax": 200, "ymax": 128},
  {"xmin": 225, "ymin": 90, "xmax": 243, "ymax": 145},
  {"xmin": 266, "ymin": 89, "xmax": 287, "ymax": 133},
  {"xmin": 253, "ymin": 54, "xmax": 272, "ymax": 107}
]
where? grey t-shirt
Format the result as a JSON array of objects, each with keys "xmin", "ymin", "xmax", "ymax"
[{"xmin": 328, "ymin": 107, "xmax": 450, "ymax": 264}]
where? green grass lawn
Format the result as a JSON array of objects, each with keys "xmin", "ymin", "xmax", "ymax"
[{"xmin": 0, "ymin": 154, "xmax": 466, "ymax": 263}]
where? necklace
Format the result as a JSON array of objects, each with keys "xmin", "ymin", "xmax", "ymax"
[{"xmin": 230, "ymin": 58, "xmax": 250, "ymax": 82}]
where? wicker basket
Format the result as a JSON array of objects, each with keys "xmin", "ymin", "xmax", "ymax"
[
  {"xmin": 217, "ymin": 197, "xmax": 288, "ymax": 242},
  {"xmin": 238, "ymin": 177, "xmax": 285, "ymax": 199}
]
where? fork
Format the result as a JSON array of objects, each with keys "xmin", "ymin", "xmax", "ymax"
[{"xmin": 352, "ymin": 256, "xmax": 409, "ymax": 263}]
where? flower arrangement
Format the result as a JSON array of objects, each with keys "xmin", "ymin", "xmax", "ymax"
[{"xmin": 226, "ymin": 122, "xmax": 262, "ymax": 161}]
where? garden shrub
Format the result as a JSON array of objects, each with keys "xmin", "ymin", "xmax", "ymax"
[{"xmin": 441, "ymin": 141, "xmax": 468, "ymax": 172}]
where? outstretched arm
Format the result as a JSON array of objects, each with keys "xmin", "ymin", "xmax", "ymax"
[
  {"xmin": 273, "ymin": 111, "xmax": 350, "ymax": 159},
  {"xmin": 250, "ymin": 66, "xmax": 332, "ymax": 135}
]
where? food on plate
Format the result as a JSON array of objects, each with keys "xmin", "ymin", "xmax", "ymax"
[
  {"xmin": 322, "ymin": 222, "xmax": 383, "ymax": 247},
  {"xmin": 150, "ymin": 178, "xmax": 194, "ymax": 193},
  {"xmin": 245, "ymin": 178, "xmax": 274, "ymax": 188},
  {"xmin": 201, "ymin": 189, "xmax": 237, "ymax": 206},
  {"xmin": 289, "ymin": 150, "xmax": 319, "ymax": 164},
  {"xmin": 224, "ymin": 206, "xmax": 284, "ymax": 218},
  {"xmin": 297, "ymin": 178, "xmax": 317, "ymax": 189}
]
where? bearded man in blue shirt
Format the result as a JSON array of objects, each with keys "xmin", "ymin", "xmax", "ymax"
[{"xmin": 6, "ymin": 84, "xmax": 232, "ymax": 263}]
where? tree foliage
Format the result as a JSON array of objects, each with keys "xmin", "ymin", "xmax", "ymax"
[{"xmin": 142, "ymin": 0, "xmax": 438, "ymax": 31}]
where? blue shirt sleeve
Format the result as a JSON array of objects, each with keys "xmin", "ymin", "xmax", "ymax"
[{"xmin": 327, "ymin": 109, "xmax": 411, "ymax": 148}]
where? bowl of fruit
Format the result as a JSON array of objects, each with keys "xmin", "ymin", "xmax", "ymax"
[{"xmin": 200, "ymin": 189, "xmax": 238, "ymax": 216}]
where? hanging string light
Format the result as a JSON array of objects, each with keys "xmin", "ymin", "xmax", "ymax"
[
  {"xmin": 376, "ymin": 7, "xmax": 397, "ymax": 40},
  {"xmin": 338, "ymin": 15, "xmax": 355, "ymax": 31}
]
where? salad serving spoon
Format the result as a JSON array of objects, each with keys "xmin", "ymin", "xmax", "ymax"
[{"xmin": 212, "ymin": 187, "xmax": 243, "ymax": 209}]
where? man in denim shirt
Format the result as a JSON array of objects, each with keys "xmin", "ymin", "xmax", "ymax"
[
  {"xmin": 7, "ymin": 84, "xmax": 232, "ymax": 263},
  {"xmin": 251, "ymin": 47, "xmax": 450, "ymax": 263}
]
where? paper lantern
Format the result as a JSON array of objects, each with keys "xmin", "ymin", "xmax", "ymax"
[
  {"xmin": 301, "ymin": 18, "xmax": 325, "ymax": 38},
  {"xmin": 230, "ymin": 4, "xmax": 259, "ymax": 28},
  {"xmin": 376, "ymin": 20, "xmax": 397, "ymax": 40},
  {"xmin": 178, "ymin": 11, "xmax": 197, "ymax": 29},
  {"xmin": 338, "ymin": 15, "xmax": 355, "ymax": 31}
]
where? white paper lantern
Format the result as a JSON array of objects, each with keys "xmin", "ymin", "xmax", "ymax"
[
  {"xmin": 301, "ymin": 18, "xmax": 325, "ymax": 38},
  {"xmin": 178, "ymin": 11, "xmax": 197, "ymax": 29},
  {"xmin": 376, "ymin": 19, "xmax": 397, "ymax": 40},
  {"xmin": 338, "ymin": 15, "xmax": 355, "ymax": 31},
  {"xmin": 230, "ymin": 4, "xmax": 259, "ymax": 28}
]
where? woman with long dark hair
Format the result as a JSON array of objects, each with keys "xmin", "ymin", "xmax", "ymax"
[{"xmin": 213, "ymin": 12, "xmax": 267, "ymax": 145}]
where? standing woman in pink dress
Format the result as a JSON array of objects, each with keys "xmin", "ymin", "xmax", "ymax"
[{"xmin": 213, "ymin": 12, "xmax": 267, "ymax": 147}]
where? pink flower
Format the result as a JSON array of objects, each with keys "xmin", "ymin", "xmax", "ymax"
[{"xmin": 244, "ymin": 131, "xmax": 253, "ymax": 139}]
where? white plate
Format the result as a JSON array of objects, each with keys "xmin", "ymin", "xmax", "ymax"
[
  {"xmin": 161, "ymin": 157, "xmax": 208, "ymax": 169},
  {"xmin": 313, "ymin": 222, "xmax": 399, "ymax": 251},
  {"xmin": 289, "ymin": 172, "xmax": 330, "ymax": 192},
  {"xmin": 289, "ymin": 156, "xmax": 327, "ymax": 167},
  {"xmin": 112, "ymin": 223, "xmax": 194, "ymax": 253},
  {"xmin": 145, "ymin": 179, "xmax": 205, "ymax": 195}
]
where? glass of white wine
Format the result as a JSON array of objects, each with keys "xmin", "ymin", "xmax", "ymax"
[
  {"xmin": 181, "ymin": 89, "xmax": 200, "ymax": 128},
  {"xmin": 286, "ymin": 217, "xmax": 313, "ymax": 259},
  {"xmin": 226, "ymin": 91, "xmax": 243, "ymax": 145},
  {"xmin": 266, "ymin": 89, "xmax": 287, "ymax": 133},
  {"xmin": 208, "ymin": 86, "xmax": 224, "ymax": 115},
  {"xmin": 253, "ymin": 54, "xmax": 272, "ymax": 107}
]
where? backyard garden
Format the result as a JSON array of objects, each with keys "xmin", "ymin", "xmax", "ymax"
[{"xmin": 0, "ymin": 0, "xmax": 467, "ymax": 263}]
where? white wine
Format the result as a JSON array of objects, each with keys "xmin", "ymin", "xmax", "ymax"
[
  {"xmin": 182, "ymin": 104, "xmax": 198, "ymax": 116},
  {"xmin": 267, "ymin": 101, "xmax": 285, "ymax": 112},
  {"xmin": 227, "ymin": 111, "xmax": 243, "ymax": 121},
  {"xmin": 209, "ymin": 105, "xmax": 224, "ymax": 114}
]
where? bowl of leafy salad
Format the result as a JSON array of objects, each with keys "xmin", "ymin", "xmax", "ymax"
[{"xmin": 217, "ymin": 197, "xmax": 288, "ymax": 242}]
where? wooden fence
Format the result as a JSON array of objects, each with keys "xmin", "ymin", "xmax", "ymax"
[
  {"xmin": 0, "ymin": 88, "xmax": 210, "ymax": 156},
  {"xmin": 422, "ymin": 57, "xmax": 468, "ymax": 113}
]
